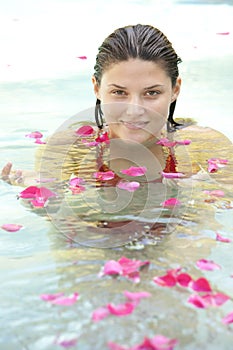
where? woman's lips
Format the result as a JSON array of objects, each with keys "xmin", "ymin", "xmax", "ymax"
[{"xmin": 121, "ymin": 120, "xmax": 149, "ymax": 130}]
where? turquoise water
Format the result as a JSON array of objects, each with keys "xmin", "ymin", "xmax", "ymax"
[{"xmin": 1, "ymin": 0, "xmax": 233, "ymax": 349}]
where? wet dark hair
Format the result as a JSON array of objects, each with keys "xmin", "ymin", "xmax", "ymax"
[{"xmin": 94, "ymin": 24, "xmax": 182, "ymax": 132}]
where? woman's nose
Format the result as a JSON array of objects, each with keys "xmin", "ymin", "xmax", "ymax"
[{"xmin": 126, "ymin": 99, "xmax": 145, "ymax": 116}]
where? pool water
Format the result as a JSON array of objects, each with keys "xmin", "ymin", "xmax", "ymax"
[{"xmin": 1, "ymin": 0, "xmax": 233, "ymax": 349}]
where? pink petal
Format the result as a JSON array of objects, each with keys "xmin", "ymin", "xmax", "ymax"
[
  {"xmin": 176, "ymin": 139, "xmax": 191, "ymax": 146},
  {"xmin": 107, "ymin": 342, "xmax": 127, "ymax": 350},
  {"xmin": 35, "ymin": 138, "xmax": 46, "ymax": 144},
  {"xmin": 69, "ymin": 185, "xmax": 86, "ymax": 194},
  {"xmin": 50, "ymin": 292, "xmax": 79, "ymax": 306},
  {"xmin": 156, "ymin": 138, "xmax": 177, "ymax": 147},
  {"xmin": 153, "ymin": 273, "xmax": 177, "ymax": 287},
  {"xmin": 1, "ymin": 223, "xmax": 23, "ymax": 232},
  {"xmin": 107, "ymin": 302, "xmax": 136, "ymax": 316},
  {"xmin": 207, "ymin": 162, "xmax": 219, "ymax": 173},
  {"xmin": 120, "ymin": 166, "xmax": 147, "ymax": 177},
  {"xmin": 222, "ymin": 311, "xmax": 233, "ymax": 324},
  {"xmin": 117, "ymin": 180, "xmax": 140, "ymax": 192},
  {"xmin": 190, "ymin": 277, "xmax": 212, "ymax": 292},
  {"xmin": 56, "ymin": 338, "xmax": 78, "ymax": 348},
  {"xmin": 81, "ymin": 139, "xmax": 99, "ymax": 147},
  {"xmin": 118, "ymin": 256, "xmax": 150, "ymax": 275},
  {"xmin": 203, "ymin": 190, "xmax": 225, "ymax": 197},
  {"xmin": 161, "ymin": 171, "xmax": 185, "ymax": 179},
  {"xmin": 76, "ymin": 55, "xmax": 87, "ymax": 59},
  {"xmin": 208, "ymin": 158, "xmax": 228, "ymax": 165},
  {"xmin": 25, "ymin": 131, "xmax": 43, "ymax": 138},
  {"xmin": 30, "ymin": 198, "xmax": 47, "ymax": 207},
  {"xmin": 40, "ymin": 293, "xmax": 64, "ymax": 301},
  {"xmin": 37, "ymin": 187, "xmax": 57, "ymax": 200},
  {"xmin": 69, "ymin": 177, "xmax": 85, "ymax": 186},
  {"xmin": 187, "ymin": 294, "xmax": 208, "ymax": 308},
  {"xmin": 216, "ymin": 232, "xmax": 232, "ymax": 243},
  {"xmin": 196, "ymin": 259, "xmax": 221, "ymax": 271},
  {"xmin": 102, "ymin": 260, "xmax": 123, "ymax": 276},
  {"xmin": 95, "ymin": 132, "xmax": 109, "ymax": 143},
  {"xmin": 216, "ymin": 32, "xmax": 230, "ymax": 35},
  {"xmin": 92, "ymin": 306, "xmax": 110, "ymax": 322},
  {"xmin": 123, "ymin": 290, "xmax": 151, "ymax": 302},
  {"xmin": 148, "ymin": 335, "xmax": 178, "ymax": 350},
  {"xmin": 207, "ymin": 292, "xmax": 230, "ymax": 306},
  {"xmin": 75, "ymin": 125, "xmax": 94, "ymax": 136},
  {"xmin": 161, "ymin": 198, "xmax": 181, "ymax": 207},
  {"xmin": 93, "ymin": 171, "xmax": 115, "ymax": 181},
  {"xmin": 18, "ymin": 186, "xmax": 39, "ymax": 198},
  {"xmin": 176, "ymin": 273, "xmax": 192, "ymax": 287}
]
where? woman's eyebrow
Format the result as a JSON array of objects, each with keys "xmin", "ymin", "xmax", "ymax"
[
  {"xmin": 144, "ymin": 84, "xmax": 164, "ymax": 89},
  {"xmin": 107, "ymin": 83, "xmax": 127, "ymax": 89}
]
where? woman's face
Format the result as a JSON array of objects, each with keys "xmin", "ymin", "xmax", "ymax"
[{"xmin": 92, "ymin": 59, "xmax": 181, "ymax": 144}]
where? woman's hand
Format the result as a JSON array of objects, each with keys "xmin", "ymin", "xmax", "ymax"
[{"xmin": 1, "ymin": 162, "xmax": 24, "ymax": 184}]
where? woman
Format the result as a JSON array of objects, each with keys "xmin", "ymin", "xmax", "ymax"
[{"xmin": 2, "ymin": 24, "xmax": 232, "ymax": 248}]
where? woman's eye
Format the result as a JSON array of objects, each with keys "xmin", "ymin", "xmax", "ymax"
[
  {"xmin": 112, "ymin": 90, "xmax": 127, "ymax": 96},
  {"xmin": 146, "ymin": 90, "xmax": 160, "ymax": 96}
]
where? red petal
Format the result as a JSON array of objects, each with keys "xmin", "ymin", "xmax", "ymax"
[
  {"xmin": 153, "ymin": 273, "xmax": 177, "ymax": 287},
  {"xmin": 75, "ymin": 125, "xmax": 94, "ymax": 136},
  {"xmin": 117, "ymin": 180, "xmax": 140, "ymax": 192},
  {"xmin": 190, "ymin": 277, "xmax": 212, "ymax": 292},
  {"xmin": 103, "ymin": 260, "xmax": 123, "ymax": 275},
  {"xmin": 120, "ymin": 166, "xmax": 147, "ymax": 177},
  {"xmin": 187, "ymin": 294, "xmax": 208, "ymax": 308},
  {"xmin": 123, "ymin": 290, "xmax": 151, "ymax": 302},
  {"xmin": 161, "ymin": 198, "xmax": 181, "ymax": 207},
  {"xmin": 176, "ymin": 273, "xmax": 192, "ymax": 287}
]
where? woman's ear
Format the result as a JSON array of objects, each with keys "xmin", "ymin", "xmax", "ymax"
[
  {"xmin": 171, "ymin": 77, "xmax": 181, "ymax": 102},
  {"xmin": 92, "ymin": 76, "xmax": 101, "ymax": 99}
]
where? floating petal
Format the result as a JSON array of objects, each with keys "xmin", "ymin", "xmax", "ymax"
[
  {"xmin": 203, "ymin": 190, "xmax": 225, "ymax": 197},
  {"xmin": 161, "ymin": 171, "xmax": 185, "ymax": 179},
  {"xmin": 75, "ymin": 125, "xmax": 94, "ymax": 136},
  {"xmin": 93, "ymin": 171, "xmax": 115, "ymax": 181},
  {"xmin": 1, "ymin": 223, "xmax": 23, "ymax": 232},
  {"xmin": 196, "ymin": 259, "xmax": 221, "ymax": 271},
  {"xmin": 120, "ymin": 166, "xmax": 147, "ymax": 177},
  {"xmin": 92, "ymin": 306, "xmax": 110, "ymax": 322},
  {"xmin": 216, "ymin": 232, "xmax": 232, "ymax": 243},
  {"xmin": 102, "ymin": 260, "xmax": 123, "ymax": 276},
  {"xmin": 161, "ymin": 198, "xmax": 181, "ymax": 207},
  {"xmin": 190, "ymin": 277, "xmax": 212, "ymax": 292},
  {"xmin": 123, "ymin": 290, "xmax": 151, "ymax": 302},
  {"xmin": 222, "ymin": 311, "xmax": 233, "ymax": 324},
  {"xmin": 156, "ymin": 138, "xmax": 177, "ymax": 147},
  {"xmin": 56, "ymin": 338, "xmax": 78, "ymax": 348},
  {"xmin": 117, "ymin": 180, "xmax": 140, "ymax": 192},
  {"xmin": 107, "ymin": 302, "xmax": 136, "ymax": 316},
  {"xmin": 176, "ymin": 273, "xmax": 192, "ymax": 287},
  {"xmin": 153, "ymin": 273, "xmax": 177, "ymax": 287},
  {"xmin": 50, "ymin": 292, "xmax": 79, "ymax": 306},
  {"xmin": 95, "ymin": 132, "xmax": 109, "ymax": 143},
  {"xmin": 25, "ymin": 131, "xmax": 43, "ymax": 139}
]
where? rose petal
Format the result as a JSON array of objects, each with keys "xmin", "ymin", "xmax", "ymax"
[
  {"xmin": 176, "ymin": 139, "xmax": 191, "ymax": 146},
  {"xmin": 207, "ymin": 292, "xmax": 230, "ymax": 306},
  {"xmin": 69, "ymin": 177, "xmax": 85, "ymax": 186},
  {"xmin": 50, "ymin": 292, "xmax": 79, "ymax": 306},
  {"xmin": 153, "ymin": 273, "xmax": 177, "ymax": 287},
  {"xmin": 161, "ymin": 171, "xmax": 185, "ymax": 179},
  {"xmin": 216, "ymin": 232, "xmax": 232, "ymax": 243},
  {"xmin": 25, "ymin": 131, "xmax": 43, "ymax": 138},
  {"xmin": 187, "ymin": 294, "xmax": 208, "ymax": 308},
  {"xmin": 120, "ymin": 166, "xmax": 147, "ymax": 177},
  {"xmin": 92, "ymin": 306, "xmax": 110, "ymax": 322},
  {"xmin": 117, "ymin": 180, "xmax": 140, "ymax": 192},
  {"xmin": 102, "ymin": 260, "xmax": 123, "ymax": 276},
  {"xmin": 107, "ymin": 302, "xmax": 136, "ymax": 316},
  {"xmin": 76, "ymin": 55, "xmax": 87, "ymax": 59},
  {"xmin": 216, "ymin": 32, "xmax": 230, "ymax": 35},
  {"xmin": 1, "ymin": 223, "xmax": 23, "ymax": 232},
  {"xmin": 81, "ymin": 139, "xmax": 99, "ymax": 147},
  {"xmin": 190, "ymin": 277, "xmax": 212, "ymax": 292},
  {"xmin": 156, "ymin": 138, "xmax": 177, "ymax": 147},
  {"xmin": 75, "ymin": 125, "xmax": 94, "ymax": 136},
  {"xmin": 56, "ymin": 338, "xmax": 78, "ymax": 348},
  {"xmin": 123, "ymin": 290, "xmax": 151, "ymax": 302},
  {"xmin": 107, "ymin": 342, "xmax": 127, "ymax": 350},
  {"xmin": 161, "ymin": 198, "xmax": 181, "ymax": 207},
  {"xmin": 69, "ymin": 185, "xmax": 86, "ymax": 194},
  {"xmin": 196, "ymin": 259, "xmax": 221, "ymax": 271},
  {"xmin": 222, "ymin": 311, "xmax": 233, "ymax": 324},
  {"xmin": 203, "ymin": 190, "xmax": 225, "ymax": 197},
  {"xmin": 176, "ymin": 273, "xmax": 193, "ymax": 287},
  {"xmin": 93, "ymin": 171, "xmax": 115, "ymax": 181},
  {"xmin": 40, "ymin": 293, "xmax": 64, "ymax": 301}
]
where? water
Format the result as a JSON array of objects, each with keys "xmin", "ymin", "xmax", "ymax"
[{"xmin": 1, "ymin": 0, "xmax": 233, "ymax": 349}]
